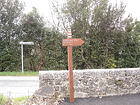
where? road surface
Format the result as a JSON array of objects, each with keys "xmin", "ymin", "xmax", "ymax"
[
  {"xmin": 0, "ymin": 76, "xmax": 39, "ymax": 98},
  {"xmin": 61, "ymin": 94, "xmax": 140, "ymax": 105}
]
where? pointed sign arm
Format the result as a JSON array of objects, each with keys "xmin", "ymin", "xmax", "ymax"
[{"xmin": 62, "ymin": 38, "xmax": 84, "ymax": 46}]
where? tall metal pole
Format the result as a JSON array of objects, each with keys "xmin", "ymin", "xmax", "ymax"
[{"xmin": 21, "ymin": 44, "xmax": 24, "ymax": 73}]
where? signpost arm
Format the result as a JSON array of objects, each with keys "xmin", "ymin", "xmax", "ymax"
[
  {"xmin": 21, "ymin": 44, "xmax": 24, "ymax": 73},
  {"xmin": 68, "ymin": 46, "xmax": 74, "ymax": 102}
]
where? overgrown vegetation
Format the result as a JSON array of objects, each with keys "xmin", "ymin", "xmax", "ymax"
[
  {"xmin": 0, "ymin": 0, "xmax": 139, "ymax": 72},
  {"xmin": 0, "ymin": 72, "xmax": 38, "ymax": 76},
  {"xmin": 0, "ymin": 94, "xmax": 29, "ymax": 105},
  {"xmin": 13, "ymin": 96, "xmax": 29, "ymax": 104},
  {"xmin": 0, "ymin": 94, "xmax": 9, "ymax": 105},
  {"xmin": 60, "ymin": 0, "xmax": 140, "ymax": 69}
]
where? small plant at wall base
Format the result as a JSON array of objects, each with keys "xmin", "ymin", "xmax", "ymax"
[
  {"xmin": 106, "ymin": 57, "xmax": 117, "ymax": 68},
  {"xmin": 115, "ymin": 80, "xmax": 122, "ymax": 86}
]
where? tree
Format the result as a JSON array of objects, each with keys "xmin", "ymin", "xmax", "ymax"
[
  {"xmin": 116, "ymin": 19, "xmax": 140, "ymax": 68},
  {"xmin": 40, "ymin": 28, "xmax": 67, "ymax": 70},
  {"xmin": 20, "ymin": 7, "xmax": 67, "ymax": 71},
  {"xmin": 56, "ymin": 0, "xmax": 139, "ymax": 69},
  {"xmin": 0, "ymin": 0, "xmax": 23, "ymax": 71}
]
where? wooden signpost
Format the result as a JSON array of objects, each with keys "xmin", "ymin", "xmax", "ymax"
[{"xmin": 62, "ymin": 27, "xmax": 84, "ymax": 102}]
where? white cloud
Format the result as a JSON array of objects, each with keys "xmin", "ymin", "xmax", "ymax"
[
  {"xmin": 125, "ymin": 0, "xmax": 140, "ymax": 20},
  {"xmin": 21, "ymin": 0, "xmax": 140, "ymax": 21}
]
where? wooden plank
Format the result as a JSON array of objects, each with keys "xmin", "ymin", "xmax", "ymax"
[
  {"xmin": 68, "ymin": 46, "xmax": 74, "ymax": 102},
  {"xmin": 62, "ymin": 38, "xmax": 84, "ymax": 46}
]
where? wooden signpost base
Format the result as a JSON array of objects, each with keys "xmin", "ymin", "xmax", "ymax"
[{"xmin": 68, "ymin": 46, "xmax": 74, "ymax": 102}]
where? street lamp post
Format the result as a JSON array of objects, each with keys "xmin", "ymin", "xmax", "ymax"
[{"xmin": 19, "ymin": 42, "xmax": 34, "ymax": 73}]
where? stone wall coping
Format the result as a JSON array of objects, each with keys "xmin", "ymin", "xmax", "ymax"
[{"xmin": 39, "ymin": 68, "xmax": 140, "ymax": 75}]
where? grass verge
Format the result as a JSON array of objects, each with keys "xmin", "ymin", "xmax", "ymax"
[
  {"xmin": 0, "ymin": 71, "xmax": 38, "ymax": 76},
  {"xmin": 0, "ymin": 94, "xmax": 29, "ymax": 105},
  {"xmin": 0, "ymin": 94, "xmax": 9, "ymax": 105},
  {"xmin": 13, "ymin": 96, "xmax": 29, "ymax": 104}
]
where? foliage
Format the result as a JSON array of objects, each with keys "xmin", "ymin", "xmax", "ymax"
[
  {"xmin": 19, "ymin": 7, "xmax": 46, "ymax": 71},
  {"xmin": 13, "ymin": 96, "xmax": 29, "ymax": 104},
  {"xmin": 0, "ymin": 0, "xmax": 139, "ymax": 72},
  {"xmin": 59, "ymin": 0, "xmax": 140, "ymax": 69},
  {"xmin": 0, "ymin": 94, "xmax": 29, "ymax": 105},
  {"xmin": 0, "ymin": 72, "xmax": 38, "ymax": 76},
  {"xmin": 116, "ymin": 20, "xmax": 140, "ymax": 68},
  {"xmin": 20, "ymin": 8, "xmax": 67, "ymax": 70},
  {"xmin": 0, "ymin": 94, "xmax": 9, "ymax": 105},
  {"xmin": 0, "ymin": 0, "xmax": 23, "ymax": 72},
  {"xmin": 40, "ymin": 29, "xmax": 67, "ymax": 70}
]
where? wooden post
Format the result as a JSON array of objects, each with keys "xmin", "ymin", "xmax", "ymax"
[
  {"xmin": 68, "ymin": 46, "xmax": 74, "ymax": 102},
  {"xmin": 62, "ymin": 27, "xmax": 84, "ymax": 102}
]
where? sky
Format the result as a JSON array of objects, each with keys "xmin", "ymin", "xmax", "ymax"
[{"xmin": 20, "ymin": 0, "xmax": 140, "ymax": 22}]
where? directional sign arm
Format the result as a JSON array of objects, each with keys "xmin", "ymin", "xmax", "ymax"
[{"xmin": 62, "ymin": 38, "xmax": 84, "ymax": 46}]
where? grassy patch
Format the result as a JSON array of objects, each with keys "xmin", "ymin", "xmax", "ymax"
[
  {"xmin": 0, "ymin": 94, "xmax": 9, "ymax": 105},
  {"xmin": 14, "ymin": 96, "xmax": 29, "ymax": 102},
  {"xmin": 13, "ymin": 96, "xmax": 29, "ymax": 104},
  {"xmin": 0, "ymin": 94, "xmax": 30, "ymax": 105},
  {"xmin": 0, "ymin": 71, "xmax": 38, "ymax": 76}
]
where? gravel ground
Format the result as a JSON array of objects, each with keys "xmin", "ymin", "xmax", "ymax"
[{"xmin": 60, "ymin": 94, "xmax": 140, "ymax": 105}]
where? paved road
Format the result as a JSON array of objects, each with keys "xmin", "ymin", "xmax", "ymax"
[
  {"xmin": 61, "ymin": 94, "xmax": 140, "ymax": 105},
  {"xmin": 0, "ymin": 76, "xmax": 39, "ymax": 98}
]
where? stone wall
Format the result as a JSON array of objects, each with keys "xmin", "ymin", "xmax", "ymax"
[{"xmin": 39, "ymin": 68, "xmax": 140, "ymax": 98}]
